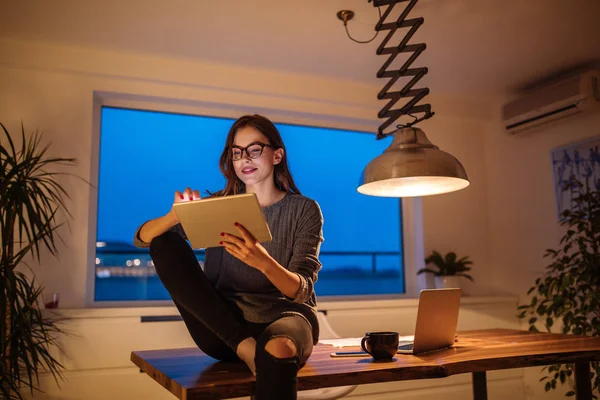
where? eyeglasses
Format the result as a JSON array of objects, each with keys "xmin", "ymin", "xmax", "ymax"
[{"xmin": 230, "ymin": 142, "xmax": 274, "ymax": 161}]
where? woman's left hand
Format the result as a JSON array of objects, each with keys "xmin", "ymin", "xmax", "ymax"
[{"xmin": 220, "ymin": 222, "xmax": 274, "ymax": 272}]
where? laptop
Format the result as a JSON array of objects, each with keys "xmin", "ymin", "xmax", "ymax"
[
  {"xmin": 330, "ymin": 288, "xmax": 461, "ymax": 357},
  {"xmin": 396, "ymin": 288, "xmax": 461, "ymax": 354},
  {"xmin": 172, "ymin": 193, "xmax": 272, "ymax": 249}
]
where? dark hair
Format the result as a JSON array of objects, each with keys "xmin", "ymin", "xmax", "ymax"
[{"xmin": 215, "ymin": 114, "xmax": 301, "ymax": 196}]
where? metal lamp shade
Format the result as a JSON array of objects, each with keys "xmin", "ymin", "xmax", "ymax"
[{"xmin": 357, "ymin": 127, "xmax": 470, "ymax": 197}]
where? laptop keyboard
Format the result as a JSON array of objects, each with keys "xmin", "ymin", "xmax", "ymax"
[{"xmin": 398, "ymin": 343, "xmax": 414, "ymax": 351}]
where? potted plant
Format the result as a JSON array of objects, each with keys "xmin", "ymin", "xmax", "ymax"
[
  {"xmin": 1, "ymin": 122, "xmax": 78, "ymax": 399},
  {"xmin": 518, "ymin": 179, "xmax": 600, "ymax": 397},
  {"xmin": 417, "ymin": 250, "xmax": 474, "ymax": 289}
]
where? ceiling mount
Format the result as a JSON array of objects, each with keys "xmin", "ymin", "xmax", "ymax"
[{"xmin": 336, "ymin": 10, "xmax": 355, "ymax": 25}]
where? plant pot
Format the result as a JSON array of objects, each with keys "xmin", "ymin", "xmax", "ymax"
[{"xmin": 434, "ymin": 276, "xmax": 461, "ymax": 289}]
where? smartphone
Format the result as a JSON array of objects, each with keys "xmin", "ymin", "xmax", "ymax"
[
  {"xmin": 330, "ymin": 351, "xmax": 370, "ymax": 357},
  {"xmin": 330, "ymin": 342, "xmax": 416, "ymax": 358}
]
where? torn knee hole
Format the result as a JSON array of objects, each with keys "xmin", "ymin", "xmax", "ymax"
[{"xmin": 264, "ymin": 337, "xmax": 297, "ymax": 359}]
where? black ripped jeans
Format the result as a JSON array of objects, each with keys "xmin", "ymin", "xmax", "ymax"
[{"xmin": 149, "ymin": 230, "xmax": 314, "ymax": 400}]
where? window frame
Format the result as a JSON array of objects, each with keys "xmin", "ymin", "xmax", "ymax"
[{"xmin": 86, "ymin": 92, "xmax": 427, "ymax": 307}]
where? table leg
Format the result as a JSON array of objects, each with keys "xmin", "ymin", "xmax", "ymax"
[
  {"xmin": 472, "ymin": 371, "xmax": 488, "ymax": 400},
  {"xmin": 574, "ymin": 362, "xmax": 592, "ymax": 400}
]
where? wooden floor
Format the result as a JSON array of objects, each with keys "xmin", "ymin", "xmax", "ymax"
[{"xmin": 131, "ymin": 329, "xmax": 600, "ymax": 400}]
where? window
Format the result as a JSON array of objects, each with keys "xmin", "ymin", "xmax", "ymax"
[{"xmin": 94, "ymin": 107, "xmax": 404, "ymax": 302}]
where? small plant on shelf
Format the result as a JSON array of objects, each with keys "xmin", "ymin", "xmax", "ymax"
[{"xmin": 418, "ymin": 250, "xmax": 474, "ymax": 280}]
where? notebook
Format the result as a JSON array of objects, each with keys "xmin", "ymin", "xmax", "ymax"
[{"xmin": 330, "ymin": 288, "xmax": 461, "ymax": 357}]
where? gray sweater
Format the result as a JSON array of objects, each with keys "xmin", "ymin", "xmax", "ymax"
[{"xmin": 134, "ymin": 193, "xmax": 324, "ymax": 343}]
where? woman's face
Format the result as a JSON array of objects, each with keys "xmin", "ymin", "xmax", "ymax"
[{"xmin": 231, "ymin": 126, "xmax": 282, "ymax": 189}]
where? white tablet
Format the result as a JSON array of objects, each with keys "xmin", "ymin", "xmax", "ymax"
[{"xmin": 172, "ymin": 193, "xmax": 272, "ymax": 249}]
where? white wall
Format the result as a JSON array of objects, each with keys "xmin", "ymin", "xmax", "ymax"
[{"xmin": 484, "ymin": 110, "xmax": 600, "ymax": 298}]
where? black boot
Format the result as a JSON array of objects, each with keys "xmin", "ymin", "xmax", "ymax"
[{"xmin": 254, "ymin": 350, "xmax": 300, "ymax": 400}]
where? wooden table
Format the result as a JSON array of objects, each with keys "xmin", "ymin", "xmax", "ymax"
[{"xmin": 131, "ymin": 329, "xmax": 600, "ymax": 400}]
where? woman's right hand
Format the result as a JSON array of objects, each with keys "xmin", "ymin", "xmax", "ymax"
[{"xmin": 169, "ymin": 187, "xmax": 201, "ymax": 223}]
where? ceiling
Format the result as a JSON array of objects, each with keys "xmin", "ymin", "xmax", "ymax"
[{"xmin": 2, "ymin": 0, "xmax": 599, "ymax": 98}]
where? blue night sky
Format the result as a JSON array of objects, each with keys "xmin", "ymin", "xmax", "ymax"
[{"xmin": 97, "ymin": 107, "xmax": 402, "ymax": 256}]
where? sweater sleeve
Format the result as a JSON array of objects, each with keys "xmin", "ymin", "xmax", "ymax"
[
  {"xmin": 132, "ymin": 221, "xmax": 187, "ymax": 248},
  {"xmin": 285, "ymin": 200, "xmax": 324, "ymax": 303}
]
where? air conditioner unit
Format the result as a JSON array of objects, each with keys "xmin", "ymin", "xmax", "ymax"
[{"xmin": 502, "ymin": 70, "xmax": 600, "ymax": 135}]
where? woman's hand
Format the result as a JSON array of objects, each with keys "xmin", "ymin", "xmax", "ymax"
[
  {"xmin": 175, "ymin": 187, "xmax": 201, "ymax": 202},
  {"xmin": 222, "ymin": 222, "xmax": 303, "ymax": 298},
  {"xmin": 220, "ymin": 222, "xmax": 274, "ymax": 272},
  {"xmin": 168, "ymin": 187, "xmax": 201, "ymax": 223}
]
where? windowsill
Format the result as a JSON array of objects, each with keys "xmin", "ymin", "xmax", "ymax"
[
  {"xmin": 319, "ymin": 294, "xmax": 518, "ymax": 310},
  {"xmin": 50, "ymin": 295, "xmax": 518, "ymax": 320}
]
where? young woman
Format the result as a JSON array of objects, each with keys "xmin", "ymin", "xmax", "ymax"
[{"xmin": 133, "ymin": 114, "xmax": 324, "ymax": 399}]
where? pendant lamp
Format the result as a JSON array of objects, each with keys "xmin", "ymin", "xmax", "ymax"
[{"xmin": 338, "ymin": 0, "xmax": 470, "ymax": 197}]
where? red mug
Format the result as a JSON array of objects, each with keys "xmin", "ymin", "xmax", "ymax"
[{"xmin": 44, "ymin": 293, "xmax": 60, "ymax": 309}]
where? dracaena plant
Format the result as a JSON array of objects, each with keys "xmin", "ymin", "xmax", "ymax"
[
  {"xmin": 1, "ymin": 121, "xmax": 79, "ymax": 399},
  {"xmin": 417, "ymin": 250, "xmax": 474, "ymax": 281},
  {"xmin": 518, "ymin": 179, "xmax": 600, "ymax": 398}
]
